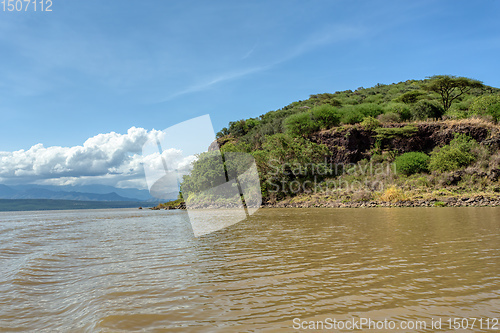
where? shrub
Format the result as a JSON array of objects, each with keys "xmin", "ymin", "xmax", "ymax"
[
  {"xmin": 395, "ymin": 152, "xmax": 430, "ymax": 175},
  {"xmin": 363, "ymin": 94, "xmax": 383, "ymax": 104},
  {"xmin": 355, "ymin": 103, "xmax": 384, "ymax": 117},
  {"xmin": 374, "ymin": 125, "xmax": 418, "ymax": 140},
  {"xmin": 411, "ymin": 100, "xmax": 445, "ymax": 120},
  {"xmin": 311, "ymin": 105, "xmax": 341, "ymax": 129},
  {"xmin": 429, "ymin": 134, "xmax": 480, "ymax": 172},
  {"xmin": 360, "ymin": 116, "xmax": 381, "ymax": 131},
  {"xmin": 469, "ymin": 95, "xmax": 500, "ymax": 114},
  {"xmin": 378, "ymin": 112, "xmax": 401, "ymax": 123},
  {"xmin": 309, "ymin": 93, "xmax": 342, "ymax": 107},
  {"xmin": 378, "ymin": 186, "xmax": 407, "ymax": 202},
  {"xmin": 469, "ymin": 95, "xmax": 500, "ymax": 122},
  {"xmin": 257, "ymin": 117, "xmax": 285, "ymax": 136},
  {"xmin": 352, "ymin": 190, "xmax": 373, "ymax": 202},
  {"xmin": 444, "ymin": 109, "xmax": 470, "ymax": 120},
  {"xmin": 449, "ymin": 99, "xmax": 472, "ymax": 112},
  {"xmin": 488, "ymin": 103, "xmax": 500, "ymax": 122},
  {"xmin": 340, "ymin": 106, "xmax": 364, "ymax": 124},
  {"xmin": 220, "ymin": 141, "xmax": 251, "ymax": 153},
  {"xmin": 385, "ymin": 102, "xmax": 412, "ymax": 121},
  {"xmin": 284, "ymin": 112, "xmax": 319, "ymax": 137}
]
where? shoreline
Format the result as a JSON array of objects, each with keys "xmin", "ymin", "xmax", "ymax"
[
  {"xmin": 262, "ymin": 195, "xmax": 500, "ymax": 208},
  {"xmin": 152, "ymin": 194, "xmax": 500, "ymax": 210}
]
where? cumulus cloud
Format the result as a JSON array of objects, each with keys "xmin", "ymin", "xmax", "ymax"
[{"xmin": 0, "ymin": 127, "xmax": 200, "ymax": 189}]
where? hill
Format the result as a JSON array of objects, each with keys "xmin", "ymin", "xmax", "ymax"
[
  {"xmin": 180, "ymin": 75, "xmax": 500, "ymax": 208},
  {"xmin": 215, "ymin": 76, "xmax": 499, "ymax": 146}
]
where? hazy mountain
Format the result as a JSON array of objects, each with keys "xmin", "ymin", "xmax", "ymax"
[
  {"xmin": 9, "ymin": 184, "xmax": 157, "ymax": 201},
  {"xmin": 0, "ymin": 184, "xmax": 171, "ymax": 202},
  {"xmin": 0, "ymin": 184, "xmax": 17, "ymax": 197},
  {"xmin": 0, "ymin": 199, "xmax": 151, "ymax": 212}
]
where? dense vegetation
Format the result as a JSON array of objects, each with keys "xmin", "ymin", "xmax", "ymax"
[
  {"xmin": 395, "ymin": 152, "xmax": 430, "ymax": 176},
  {"xmin": 428, "ymin": 133, "xmax": 485, "ymax": 172},
  {"xmin": 216, "ymin": 75, "xmax": 498, "ymax": 144},
  {"xmin": 179, "ymin": 76, "xmax": 500, "ymax": 206}
]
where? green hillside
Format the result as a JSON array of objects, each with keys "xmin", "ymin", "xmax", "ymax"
[
  {"xmin": 216, "ymin": 75, "xmax": 499, "ymax": 145},
  {"xmin": 181, "ymin": 75, "xmax": 500, "ymax": 207}
]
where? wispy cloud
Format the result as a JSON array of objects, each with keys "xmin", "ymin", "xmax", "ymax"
[
  {"xmin": 241, "ymin": 43, "xmax": 258, "ymax": 60},
  {"xmin": 159, "ymin": 24, "xmax": 365, "ymax": 103},
  {"xmin": 158, "ymin": 66, "xmax": 268, "ymax": 102},
  {"xmin": 275, "ymin": 24, "xmax": 366, "ymax": 65}
]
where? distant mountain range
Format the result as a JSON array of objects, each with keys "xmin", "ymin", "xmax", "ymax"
[
  {"xmin": 0, "ymin": 199, "xmax": 152, "ymax": 212},
  {"xmin": 0, "ymin": 184, "xmax": 171, "ymax": 202}
]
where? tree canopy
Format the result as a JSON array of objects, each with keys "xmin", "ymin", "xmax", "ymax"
[{"xmin": 425, "ymin": 75, "xmax": 484, "ymax": 111}]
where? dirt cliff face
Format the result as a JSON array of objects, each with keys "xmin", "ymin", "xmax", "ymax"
[{"xmin": 310, "ymin": 120, "xmax": 500, "ymax": 164}]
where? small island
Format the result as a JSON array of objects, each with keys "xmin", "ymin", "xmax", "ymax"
[{"xmin": 150, "ymin": 195, "xmax": 186, "ymax": 210}]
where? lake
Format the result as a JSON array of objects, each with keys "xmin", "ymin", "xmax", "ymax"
[{"xmin": 0, "ymin": 208, "xmax": 499, "ymax": 332}]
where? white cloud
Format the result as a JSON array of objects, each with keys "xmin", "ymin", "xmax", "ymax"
[{"xmin": 0, "ymin": 127, "xmax": 199, "ymax": 189}]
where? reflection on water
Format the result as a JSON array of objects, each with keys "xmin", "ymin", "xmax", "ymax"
[{"xmin": 0, "ymin": 208, "xmax": 499, "ymax": 332}]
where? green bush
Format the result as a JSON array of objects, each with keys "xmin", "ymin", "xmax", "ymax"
[
  {"xmin": 257, "ymin": 117, "xmax": 285, "ymax": 136},
  {"xmin": 395, "ymin": 152, "xmax": 430, "ymax": 175},
  {"xmin": 384, "ymin": 102, "xmax": 412, "ymax": 121},
  {"xmin": 378, "ymin": 112, "xmax": 401, "ymax": 123},
  {"xmin": 363, "ymin": 94, "xmax": 383, "ymax": 104},
  {"xmin": 284, "ymin": 112, "xmax": 319, "ymax": 137},
  {"xmin": 355, "ymin": 103, "xmax": 384, "ymax": 117},
  {"xmin": 469, "ymin": 95, "xmax": 500, "ymax": 122},
  {"xmin": 360, "ymin": 116, "xmax": 381, "ymax": 131},
  {"xmin": 488, "ymin": 103, "xmax": 500, "ymax": 122},
  {"xmin": 311, "ymin": 105, "xmax": 341, "ymax": 129},
  {"xmin": 429, "ymin": 134, "xmax": 480, "ymax": 172},
  {"xmin": 253, "ymin": 133, "xmax": 331, "ymax": 199},
  {"xmin": 448, "ymin": 99, "xmax": 472, "ymax": 113},
  {"xmin": 469, "ymin": 95, "xmax": 500, "ymax": 114},
  {"xmin": 340, "ymin": 106, "xmax": 364, "ymax": 124},
  {"xmin": 374, "ymin": 125, "xmax": 418, "ymax": 140},
  {"xmin": 411, "ymin": 100, "xmax": 444, "ymax": 120},
  {"xmin": 309, "ymin": 93, "xmax": 342, "ymax": 107}
]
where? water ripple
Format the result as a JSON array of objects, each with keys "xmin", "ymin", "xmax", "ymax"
[{"xmin": 0, "ymin": 208, "xmax": 499, "ymax": 332}]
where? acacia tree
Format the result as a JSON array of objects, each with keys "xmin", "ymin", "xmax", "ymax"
[{"xmin": 425, "ymin": 75, "xmax": 484, "ymax": 111}]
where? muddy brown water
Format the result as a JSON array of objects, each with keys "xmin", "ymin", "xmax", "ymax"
[{"xmin": 0, "ymin": 208, "xmax": 499, "ymax": 332}]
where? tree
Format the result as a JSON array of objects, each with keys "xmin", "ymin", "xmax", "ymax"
[
  {"xmin": 395, "ymin": 90, "xmax": 425, "ymax": 104},
  {"xmin": 410, "ymin": 100, "xmax": 444, "ymax": 120},
  {"xmin": 425, "ymin": 75, "xmax": 484, "ymax": 111}
]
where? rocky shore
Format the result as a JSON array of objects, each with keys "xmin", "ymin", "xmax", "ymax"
[
  {"xmin": 150, "ymin": 201, "xmax": 186, "ymax": 210},
  {"xmin": 149, "ymin": 195, "xmax": 500, "ymax": 210},
  {"xmin": 263, "ymin": 195, "xmax": 500, "ymax": 208}
]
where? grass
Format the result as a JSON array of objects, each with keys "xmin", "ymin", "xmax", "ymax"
[{"xmin": 377, "ymin": 186, "xmax": 408, "ymax": 202}]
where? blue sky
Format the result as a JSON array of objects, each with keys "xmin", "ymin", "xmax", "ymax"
[{"xmin": 0, "ymin": 0, "xmax": 499, "ymax": 188}]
